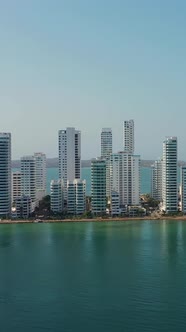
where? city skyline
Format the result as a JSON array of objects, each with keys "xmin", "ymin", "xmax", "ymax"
[{"xmin": 1, "ymin": 1, "xmax": 186, "ymax": 159}]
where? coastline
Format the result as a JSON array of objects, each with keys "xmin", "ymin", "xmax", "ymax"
[{"xmin": 1, "ymin": 216, "xmax": 186, "ymax": 224}]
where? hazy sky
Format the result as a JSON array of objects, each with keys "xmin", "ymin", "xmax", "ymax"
[{"xmin": 0, "ymin": 0, "xmax": 186, "ymax": 160}]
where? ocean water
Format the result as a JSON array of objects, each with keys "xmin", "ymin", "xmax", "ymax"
[
  {"xmin": 1, "ymin": 220, "xmax": 186, "ymax": 331},
  {"xmin": 46, "ymin": 166, "xmax": 152, "ymax": 196},
  {"xmin": 13, "ymin": 166, "xmax": 180, "ymax": 196}
]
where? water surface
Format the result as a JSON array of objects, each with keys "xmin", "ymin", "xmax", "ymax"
[{"xmin": 0, "ymin": 220, "xmax": 186, "ymax": 331}]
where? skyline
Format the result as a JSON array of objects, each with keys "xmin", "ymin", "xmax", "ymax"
[{"xmin": 1, "ymin": 1, "xmax": 186, "ymax": 159}]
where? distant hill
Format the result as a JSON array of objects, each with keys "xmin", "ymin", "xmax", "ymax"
[{"xmin": 12, "ymin": 158, "xmax": 186, "ymax": 169}]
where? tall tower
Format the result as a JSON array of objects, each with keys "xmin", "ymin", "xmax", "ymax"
[
  {"xmin": 123, "ymin": 120, "xmax": 134, "ymax": 154},
  {"xmin": 151, "ymin": 159, "xmax": 163, "ymax": 202},
  {"xmin": 12, "ymin": 171, "xmax": 21, "ymax": 203},
  {"xmin": 162, "ymin": 137, "xmax": 178, "ymax": 213},
  {"xmin": 181, "ymin": 166, "xmax": 186, "ymax": 214},
  {"xmin": 58, "ymin": 128, "xmax": 81, "ymax": 193},
  {"xmin": 101, "ymin": 128, "xmax": 112, "ymax": 198},
  {"xmin": 21, "ymin": 156, "xmax": 36, "ymax": 212},
  {"xmin": 109, "ymin": 152, "xmax": 140, "ymax": 208},
  {"xmin": 101, "ymin": 128, "xmax": 112, "ymax": 159},
  {"xmin": 0, "ymin": 133, "xmax": 11, "ymax": 217},
  {"xmin": 34, "ymin": 152, "xmax": 47, "ymax": 201},
  {"xmin": 91, "ymin": 159, "xmax": 106, "ymax": 215}
]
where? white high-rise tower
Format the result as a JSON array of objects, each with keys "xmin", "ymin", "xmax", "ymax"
[
  {"xmin": 101, "ymin": 128, "xmax": 112, "ymax": 159},
  {"xmin": 0, "ymin": 133, "xmax": 11, "ymax": 216},
  {"xmin": 123, "ymin": 120, "xmax": 134, "ymax": 154},
  {"xmin": 34, "ymin": 152, "xmax": 47, "ymax": 201},
  {"xmin": 162, "ymin": 137, "xmax": 178, "ymax": 213},
  {"xmin": 101, "ymin": 128, "xmax": 112, "ymax": 198},
  {"xmin": 151, "ymin": 159, "xmax": 163, "ymax": 202},
  {"xmin": 21, "ymin": 156, "xmax": 36, "ymax": 212},
  {"xmin": 58, "ymin": 128, "xmax": 81, "ymax": 195},
  {"xmin": 109, "ymin": 152, "xmax": 140, "ymax": 208}
]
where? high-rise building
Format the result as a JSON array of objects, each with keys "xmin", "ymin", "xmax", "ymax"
[
  {"xmin": 101, "ymin": 128, "xmax": 112, "ymax": 198},
  {"xmin": 67, "ymin": 179, "xmax": 86, "ymax": 215},
  {"xmin": 50, "ymin": 180, "xmax": 63, "ymax": 213},
  {"xmin": 91, "ymin": 159, "xmax": 106, "ymax": 215},
  {"xmin": 58, "ymin": 128, "xmax": 81, "ymax": 196},
  {"xmin": 109, "ymin": 152, "xmax": 140, "ymax": 208},
  {"xmin": 101, "ymin": 128, "xmax": 112, "ymax": 159},
  {"xmin": 34, "ymin": 152, "xmax": 47, "ymax": 201},
  {"xmin": 12, "ymin": 171, "xmax": 21, "ymax": 203},
  {"xmin": 181, "ymin": 166, "xmax": 186, "ymax": 214},
  {"xmin": 119, "ymin": 152, "xmax": 140, "ymax": 207},
  {"xmin": 123, "ymin": 120, "xmax": 134, "ymax": 154},
  {"xmin": 162, "ymin": 137, "xmax": 178, "ymax": 213},
  {"xmin": 21, "ymin": 156, "xmax": 36, "ymax": 212},
  {"xmin": 151, "ymin": 159, "xmax": 163, "ymax": 201},
  {"xmin": 109, "ymin": 153, "xmax": 120, "ymax": 196},
  {"xmin": 0, "ymin": 133, "xmax": 11, "ymax": 217}
]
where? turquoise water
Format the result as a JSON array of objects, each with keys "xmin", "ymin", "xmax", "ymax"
[
  {"xmin": 13, "ymin": 166, "xmax": 181, "ymax": 196},
  {"xmin": 46, "ymin": 167, "xmax": 91, "ymax": 195},
  {"xmin": 1, "ymin": 220, "xmax": 186, "ymax": 331},
  {"xmin": 46, "ymin": 167, "xmax": 152, "ymax": 195}
]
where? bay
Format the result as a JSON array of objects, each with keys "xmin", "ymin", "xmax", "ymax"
[
  {"xmin": 13, "ymin": 166, "xmax": 181, "ymax": 196},
  {"xmin": 46, "ymin": 166, "xmax": 152, "ymax": 196},
  {"xmin": 1, "ymin": 220, "xmax": 186, "ymax": 331}
]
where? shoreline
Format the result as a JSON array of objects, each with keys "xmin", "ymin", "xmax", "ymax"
[{"xmin": 1, "ymin": 216, "xmax": 186, "ymax": 224}]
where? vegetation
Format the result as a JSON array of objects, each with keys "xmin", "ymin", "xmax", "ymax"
[{"xmin": 141, "ymin": 194, "xmax": 160, "ymax": 209}]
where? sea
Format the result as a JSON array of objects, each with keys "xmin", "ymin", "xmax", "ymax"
[
  {"xmin": 1, "ymin": 220, "xmax": 186, "ymax": 331},
  {"xmin": 13, "ymin": 166, "xmax": 180, "ymax": 196},
  {"xmin": 45, "ymin": 166, "xmax": 152, "ymax": 196}
]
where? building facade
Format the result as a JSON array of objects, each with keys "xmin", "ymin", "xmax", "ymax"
[
  {"xmin": 12, "ymin": 171, "xmax": 21, "ymax": 203},
  {"xmin": 50, "ymin": 180, "xmax": 63, "ymax": 213},
  {"xmin": 109, "ymin": 152, "xmax": 140, "ymax": 209},
  {"xmin": 59, "ymin": 128, "xmax": 81, "ymax": 196},
  {"xmin": 14, "ymin": 196, "xmax": 32, "ymax": 219},
  {"xmin": 91, "ymin": 159, "xmax": 106, "ymax": 215},
  {"xmin": 111, "ymin": 191, "xmax": 120, "ymax": 216},
  {"xmin": 162, "ymin": 137, "xmax": 178, "ymax": 213},
  {"xmin": 181, "ymin": 166, "xmax": 186, "ymax": 214},
  {"xmin": 101, "ymin": 128, "xmax": 112, "ymax": 159},
  {"xmin": 0, "ymin": 133, "xmax": 11, "ymax": 217},
  {"xmin": 34, "ymin": 152, "xmax": 47, "ymax": 202},
  {"xmin": 67, "ymin": 179, "xmax": 86, "ymax": 215},
  {"xmin": 151, "ymin": 159, "xmax": 163, "ymax": 201},
  {"xmin": 123, "ymin": 120, "xmax": 134, "ymax": 154},
  {"xmin": 21, "ymin": 156, "xmax": 36, "ymax": 212}
]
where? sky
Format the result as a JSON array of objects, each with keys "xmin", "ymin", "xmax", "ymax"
[{"xmin": 0, "ymin": 0, "xmax": 186, "ymax": 160}]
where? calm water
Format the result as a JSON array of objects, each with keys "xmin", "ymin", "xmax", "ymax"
[
  {"xmin": 13, "ymin": 166, "xmax": 180, "ymax": 195},
  {"xmin": 1, "ymin": 221, "xmax": 186, "ymax": 331},
  {"xmin": 46, "ymin": 166, "xmax": 152, "ymax": 195}
]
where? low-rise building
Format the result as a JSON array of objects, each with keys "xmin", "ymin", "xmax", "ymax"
[
  {"xmin": 111, "ymin": 191, "xmax": 120, "ymax": 216},
  {"xmin": 13, "ymin": 196, "xmax": 32, "ymax": 219}
]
